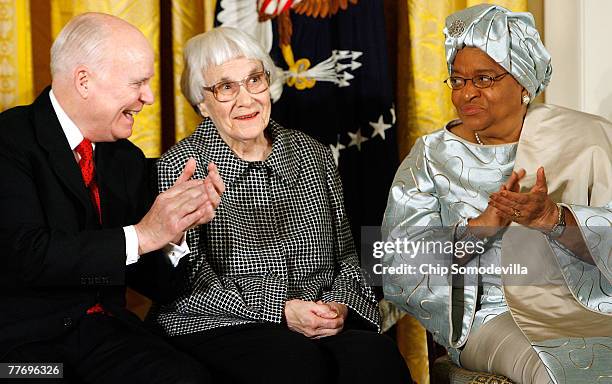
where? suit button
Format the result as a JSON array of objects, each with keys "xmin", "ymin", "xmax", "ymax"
[{"xmin": 63, "ymin": 317, "xmax": 72, "ymax": 328}]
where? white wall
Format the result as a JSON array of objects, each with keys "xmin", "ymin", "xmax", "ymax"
[{"xmin": 544, "ymin": 0, "xmax": 612, "ymax": 121}]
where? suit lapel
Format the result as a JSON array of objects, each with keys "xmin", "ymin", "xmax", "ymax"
[{"xmin": 32, "ymin": 88, "xmax": 94, "ymax": 218}]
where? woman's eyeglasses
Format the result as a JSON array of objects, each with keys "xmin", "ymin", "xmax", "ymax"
[
  {"xmin": 443, "ymin": 72, "xmax": 509, "ymax": 90},
  {"xmin": 203, "ymin": 70, "xmax": 271, "ymax": 102}
]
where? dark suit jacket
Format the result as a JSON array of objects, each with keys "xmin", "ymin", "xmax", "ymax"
[{"xmin": 0, "ymin": 88, "xmax": 181, "ymax": 358}]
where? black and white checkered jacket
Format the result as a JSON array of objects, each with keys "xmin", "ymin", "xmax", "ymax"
[{"xmin": 151, "ymin": 118, "xmax": 380, "ymax": 336}]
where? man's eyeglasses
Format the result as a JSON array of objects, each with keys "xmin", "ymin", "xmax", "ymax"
[
  {"xmin": 443, "ymin": 72, "xmax": 509, "ymax": 90},
  {"xmin": 203, "ymin": 70, "xmax": 271, "ymax": 102}
]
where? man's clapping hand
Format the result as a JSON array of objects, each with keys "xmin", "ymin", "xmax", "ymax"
[{"xmin": 134, "ymin": 158, "xmax": 224, "ymax": 254}]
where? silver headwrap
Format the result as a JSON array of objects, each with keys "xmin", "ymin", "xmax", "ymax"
[{"xmin": 444, "ymin": 4, "xmax": 552, "ymax": 98}]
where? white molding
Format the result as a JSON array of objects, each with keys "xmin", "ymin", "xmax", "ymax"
[
  {"xmin": 544, "ymin": 0, "xmax": 612, "ymax": 120},
  {"xmin": 544, "ymin": 0, "xmax": 581, "ymax": 110}
]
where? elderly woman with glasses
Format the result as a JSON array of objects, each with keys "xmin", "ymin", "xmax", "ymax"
[
  {"xmin": 150, "ymin": 27, "xmax": 411, "ymax": 384},
  {"xmin": 382, "ymin": 4, "xmax": 612, "ymax": 384}
]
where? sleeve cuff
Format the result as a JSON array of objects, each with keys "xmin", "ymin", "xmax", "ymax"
[
  {"xmin": 321, "ymin": 290, "xmax": 380, "ymax": 332},
  {"xmin": 162, "ymin": 232, "xmax": 190, "ymax": 267},
  {"xmin": 123, "ymin": 225, "xmax": 140, "ymax": 265},
  {"xmin": 453, "ymin": 217, "xmax": 493, "ymax": 254},
  {"xmin": 453, "ymin": 217, "xmax": 470, "ymax": 241}
]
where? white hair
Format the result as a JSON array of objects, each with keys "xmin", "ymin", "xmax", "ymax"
[
  {"xmin": 50, "ymin": 13, "xmax": 122, "ymax": 77},
  {"xmin": 181, "ymin": 26, "xmax": 277, "ymax": 107}
]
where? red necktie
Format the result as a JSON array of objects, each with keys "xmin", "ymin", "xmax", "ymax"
[
  {"xmin": 76, "ymin": 139, "xmax": 109, "ymax": 316},
  {"xmin": 75, "ymin": 139, "xmax": 101, "ymax": 223}
]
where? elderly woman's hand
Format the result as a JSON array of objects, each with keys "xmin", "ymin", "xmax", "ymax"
[
  {"xmin": 489, "ymin": 167, "xmax": 559, "ymax": 230},
  {"xmin": 284, "ymin": 299, "xmax": 347, "ymax": 338}
]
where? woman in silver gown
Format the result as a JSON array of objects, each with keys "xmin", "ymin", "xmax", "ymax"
[{"xmin": 382, "ymin": 4, "xmax": 612, "ymax": 384}]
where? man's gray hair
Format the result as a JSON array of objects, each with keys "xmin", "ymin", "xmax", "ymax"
[
  {"xmin": 50, "ymin": 13, "xmax": 117, "ymax": 78},
  {"xmin": 181, "ymin": 26, "xmax": 276, "ymax": 107}
]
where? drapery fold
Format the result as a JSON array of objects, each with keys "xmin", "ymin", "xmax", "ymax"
[
  {"xmin": 0, "ymin": 0, "xmax": 33, "ymax": 110},
  {"xmin": 171, "ymin": 0, "xmax": 216, "ymax": 143}
]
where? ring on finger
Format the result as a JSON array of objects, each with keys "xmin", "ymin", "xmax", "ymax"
[{"xmin": 512, "ymin": 208, "xmax": 522, "ymax": 218}]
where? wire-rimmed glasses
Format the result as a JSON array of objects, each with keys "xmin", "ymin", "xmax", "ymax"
[{"xmin": 203, "ymin": 70, "xmax": 271, "ymax": 102}]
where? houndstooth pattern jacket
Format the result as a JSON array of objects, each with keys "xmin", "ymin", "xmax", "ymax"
[{"xmin": 151, "ymin": 118, "xmax": 380, "ymax": 336}]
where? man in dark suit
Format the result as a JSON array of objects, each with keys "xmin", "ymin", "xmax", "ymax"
[{"xmin": 0, "ymin": 12, "xmax": 223, "ymax": 383}]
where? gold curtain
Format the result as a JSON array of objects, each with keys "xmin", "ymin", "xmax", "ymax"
[
  {"xmin": 171, "ymin": 0, "xmax": 216, "ymax": 143},
  {"xmin": 50, "ymin": 0, "xmax": 161, "ymax": 157},
  {"xmin": 0, "ymin": 0, "xmax": 33, "ymax": 110},
  {"xmin": 393, "ymin": 2, "xmax": 528, "ymax": 383}
]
